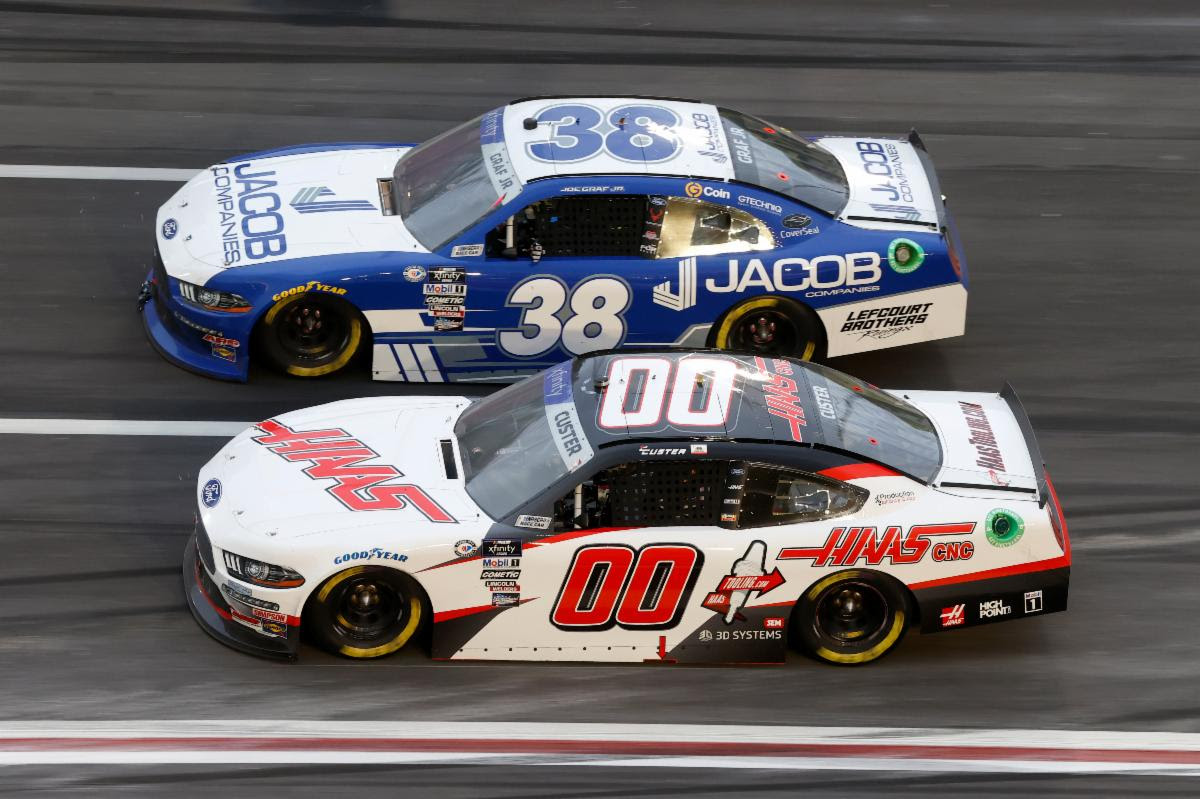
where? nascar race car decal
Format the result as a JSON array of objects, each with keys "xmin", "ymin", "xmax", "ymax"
[
  {"xmin": 141, "ymin": 96, "xmax": 969, "ymax": 383},
  {"xmin": 183, "ymin": 350, "xmax": 1068, "ymax": 665}
]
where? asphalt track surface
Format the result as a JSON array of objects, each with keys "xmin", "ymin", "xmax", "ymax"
[{"xmin": 1, "ymin": 0, "xmax": 1199, "ymax": 795}]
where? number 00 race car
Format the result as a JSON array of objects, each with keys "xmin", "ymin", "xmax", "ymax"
[
  {"xmin": 142, "ymin": 96, "xmax": 968, "ymax": 383},
  {"xmin": 184, "ymin": 350, "xmax": 1068, "ymax": 665}
]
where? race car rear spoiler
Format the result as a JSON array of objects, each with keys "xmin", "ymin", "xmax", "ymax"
[{"xmin": 1000, "ymin": 382, "xmax": 1049, "ymax": 508}]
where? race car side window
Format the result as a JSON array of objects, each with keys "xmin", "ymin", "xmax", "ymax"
[
  {"xmin": 731, "ymin": 464, "xmax": 868, "ymax": 529},
  {"xmin": 486, "ymin": 195, "xmax": 651, "ymax": 259},
  {"xmin": 654, "ymin": 198, "xmax": 774, "ymax": 260},
  {"xmin": 551, "ymin": 459, "xmax": 733, "ymax": 531}
]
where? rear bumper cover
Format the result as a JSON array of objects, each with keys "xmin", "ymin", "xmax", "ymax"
[
  {"xmin": 182, "ymin": 533, "xmax": 300, "ymax": 660},
  {"xmin": 913, "ymin": 564, "xmax": 1069, "ymax": 634}
]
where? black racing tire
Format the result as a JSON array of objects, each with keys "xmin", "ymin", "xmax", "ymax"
[
  {"xmin": 710, "ymin": 296, "xmax": 824, "ymax": 360},
  {"xmin": 792, "ymin": 570, "xmax": 909, "ymax": 666},
  {"xmin": 257, "ymin": 293, "xmax": 364, "ymax": 378},
  {"xmin": 305, "ymin": 566, "xmax": 427, "ymax": 659}
]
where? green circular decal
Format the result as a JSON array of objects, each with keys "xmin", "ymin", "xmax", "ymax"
[
  {"xmin": 985, "ymin": 509, "xmax": 1025, "ymax": 547},
  {"xmin": 888, "ymin": 238, "xmax": 925, "ymax": 273}
]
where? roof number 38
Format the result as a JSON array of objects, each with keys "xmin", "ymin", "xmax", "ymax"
[
  {"xmin": 526, "ymin": 103, "xmax": 682, "ymax": 163},
  {"xmin": 499, "ymin": 276, "xmax": 631, "ymax": 358}
]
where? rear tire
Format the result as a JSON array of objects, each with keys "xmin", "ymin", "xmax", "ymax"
[
  {"xmin": 305, "ymin": 567, "xmax": 426, "ymax": 659},
  {"xmin": 258, "ymin": 293, "xmax": 363, "ymax": 378},
  {"xmin": 711, "ymin": 297, "xmax": 823, "ymax": 360},
  {"xmin": 793, "ymin": 570, "xmax": 908, "ymax": 665}
]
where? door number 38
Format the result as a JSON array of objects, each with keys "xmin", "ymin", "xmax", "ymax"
[{"xmin": 499, "ymin": 276, "xmax": 631, "ymax": 358}]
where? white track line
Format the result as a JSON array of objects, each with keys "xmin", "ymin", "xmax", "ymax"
[
  {"xmin": 0, "ymin": 722, "xmax": 1195, "ymax": 775},
  {"xmin": 0, "ymin": 418, "xmax": 250, "ymax": 436},
  {"xmin": 0, "ymin": 164, "xmax": 197, "ymax": 181}
]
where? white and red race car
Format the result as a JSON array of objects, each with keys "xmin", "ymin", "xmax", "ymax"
[{"xmin": 184, "ymin": 349, "xmax": 1069, "ymax": 665}]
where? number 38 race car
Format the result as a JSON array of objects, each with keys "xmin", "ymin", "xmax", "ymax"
[
  {"xmin": 184, "ymin": 350, "xmax": 1068, "ymax": 665},
  {"xmin": 142, "ymin": 96, "xmax": 968, "ymax": 383}
]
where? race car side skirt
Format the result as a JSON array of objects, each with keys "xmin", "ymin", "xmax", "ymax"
[{"xmin": 911, "ymin": 564, "xmax": 1069, "ymax": 634}]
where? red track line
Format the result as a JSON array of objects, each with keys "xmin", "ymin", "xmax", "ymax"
[{"xmin": 0, "ymin": 738, "xmax": 1196, "ymax": 763}]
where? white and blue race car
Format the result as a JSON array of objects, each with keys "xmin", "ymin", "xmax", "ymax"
[{"xmin": 140, "ymin": 96, "xmax": 969, "ymax": 382}]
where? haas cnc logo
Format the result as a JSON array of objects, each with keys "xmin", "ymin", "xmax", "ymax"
[
  {"xmin": 252, "ymin": 419, "xmax": 455, "ymax": 521},
  {"xmin": 940, "ymin": 605, "xmax": 966, "ymax": 627}
]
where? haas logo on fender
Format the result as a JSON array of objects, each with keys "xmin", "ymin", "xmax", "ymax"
[
  {"xmin": 252, "ymin": 419, "xmax": 455, "ymax": 522},
  {"xmin": 778, "ymin": 523, "xmax": 976, "ymax": 567}
]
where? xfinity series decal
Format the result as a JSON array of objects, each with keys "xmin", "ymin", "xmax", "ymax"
[
  {"xmin": 251, "ymin": 419, "xmax": 456, "ymax": 521},
  {"xmin": 778, "ymin": 522, "xmax": 976, "ymax": 567}
]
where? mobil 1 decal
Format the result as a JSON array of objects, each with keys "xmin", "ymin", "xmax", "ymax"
[
  {"xmin": 550, "ymin": 543, "xmax": 703, "ymax": 631},
  {"xmin": 423, "ymin": 266, "xmax": 467, "ymax": 332}
]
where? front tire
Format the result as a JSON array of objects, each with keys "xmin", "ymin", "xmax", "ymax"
[
  {"xmin": 793, "ymin": 570, "xmax": 908, "ymax": 665},
  {"xmin": 305, "ymin": 567, "xmax": 426, "ymax": 659},
  {"xmin": 258, "ymin": 293, "xmax": 364, "ymax": 378},
  {"xmin": 711, "ymin": 297, "xmax": 823, "ymax": 360}
]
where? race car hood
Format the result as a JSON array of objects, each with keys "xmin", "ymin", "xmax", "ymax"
[
  {"xmin": 156, "ymin": 146, "xmax": 427, "ymax": 284},
  {"xmin": 897, "ymin": 390, "xmax": 1039, "ymax": 493},
  {"xmin": 205, "ymin": 396, "xmax": 482, "ymax": 540},
  {"xmin": 813, "ymin": 137, "xmax": 940, "ymax": 228}
]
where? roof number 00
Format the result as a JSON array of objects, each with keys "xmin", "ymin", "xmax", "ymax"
[
  {"xmin": 597, "ymin": 355, "xmax": 739, "ymax": 430},
  {"xmin": 525, "ymin": 103, "xmax": 682, "ymax": 163}
]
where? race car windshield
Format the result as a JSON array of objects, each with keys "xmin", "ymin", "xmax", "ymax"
[
  {"xmin": 394, "ymin": 113, "xmax": 503, "ymax": 250},
  {"xmin": 455, "ymin": 364, "xmax": 590, "ymax": 519},
  {"xmin": 801, "ymin": 362, "xmax": 942, "ymax": 482},
  {"xmin": 718, "ymin": 108, "xmax": 849, "ymax": 217}
]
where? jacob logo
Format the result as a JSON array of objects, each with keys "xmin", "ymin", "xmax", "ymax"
[
  {"xmin": 290, "ymin": 186, "xmax": 375, "ymax": 214},
  {"xmin": 869, "ymin": 203, "xmax": 923, "ymax": 222},
  {"xmin": 653, "ymin": 257, "xmax": 697, "ymax": 311}
]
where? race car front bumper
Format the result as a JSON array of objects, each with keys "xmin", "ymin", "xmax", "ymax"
[
  {"xmin": 139, "ymin": 260, "xmax": 250, "ymax": 382},
  {"xmin": 183, "ymin": 530, "xmax": 301, "ymax": 660}
]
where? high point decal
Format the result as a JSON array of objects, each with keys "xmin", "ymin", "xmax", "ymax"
[{"xmin": 251, "ymin": 419, "xmax": 455, "ymax": 521}]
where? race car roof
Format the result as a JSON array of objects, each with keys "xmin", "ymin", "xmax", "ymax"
[
  {"xmin": 565, "ymin": 350, "xmax": 944, "ymax": 482},
  {"xmin": 501, "ymin": 97, "xmax": 735, "ymax": 184}
]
